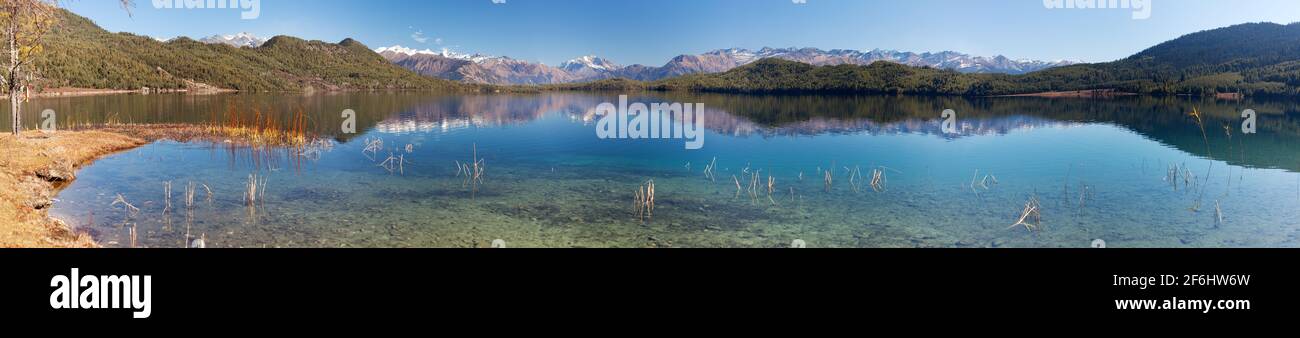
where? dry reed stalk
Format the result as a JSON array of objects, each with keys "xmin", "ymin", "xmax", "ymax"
[
  {"xmin": 459, "ymin": 144, "xmax": 486, "ymax": 194},
  {"xmin": 732, "ymin": 175, "xmax": 742, "ymax": 198},
  {"xmin": 971, "ymin": 170, "xmax": 996, "ymax": 193},
  {"xmin": 633, "ymin": 179, "xmax": 656, "ymax": 222},
  {"xmin": 847, "ymin": 166, "xmax": 862, "ymax": 193},
  {"xmin": 823, "ymin": 169, "xmax": 833, "ymax": 192},
  {"xmin": 202, "ymin": 183, "xmax": 214, "ymax": 203},
  {"xmin": 184, "ymin": 181, "xmax": 196, "ymax": 209},
  {"xmin": 378, "ymin": 152, "xmax": 407, "ymax": 174},
  {"xmin": 1214, "ymin": 200, "xmax": 1224, "ymax": 227},
  {"xmin": 129, "ymin": 224, "xmax": 137, "ymax": 248},
  {"xmin": 362, "ymin": 137, "xmax": 384, "ymax": 160},
  {"xmin": 163, "ymin": 181, "xmax": 173, "ymax": 214},
  {"xmin": 110, "ymin": 193, "xmax": 141, "ymax": 216},
  {"xmin": 870, "ymin": 167, "xmax": 886, "ymax": 192},
  {"xmin": 1189, "ymin": 107, "xmax": 1216, "ymax": 212},
  {"xmin": 767, "ymin": 174, "xmax": 777, "ymax": 206},
  {"xmin": 1009, "ymin": 195, "xmax": 1043, "ymax": 232},
  {"xmin": 702, "ymin": 157, "xmax": 717, "ymax": 182},
  {"xmin": 245, "ymin": 173, "xmax": 268, "ymax": 206}
]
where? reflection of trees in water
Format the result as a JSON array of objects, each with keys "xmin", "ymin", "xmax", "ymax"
[
  {"xmin": 18, "ymin": 92, "xmax": 1300, "ymax": 170},
  {"xmin": 666, "ymin": 93, "xmax": 1300, "ymax": 171}
]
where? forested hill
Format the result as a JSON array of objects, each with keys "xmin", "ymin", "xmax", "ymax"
[
  {"xmin": 34, "ymin": 9, "xmax": 463, "ymax": 92},
  {"xmin": 552, "ymin": 22, "xmax": 1300, "ymax": 97}
]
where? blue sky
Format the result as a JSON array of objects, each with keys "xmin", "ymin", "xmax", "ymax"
[{"xmin": 69, "ymin": 0, "xmax": 1300, "ymax": 66}]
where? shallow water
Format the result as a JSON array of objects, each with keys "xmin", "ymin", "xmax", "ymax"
[{"xmin": 17, "ymin": 92, "xmax": 1300, "ymax": 248}]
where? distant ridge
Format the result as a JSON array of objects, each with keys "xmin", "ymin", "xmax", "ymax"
[{"xmin": 377, "ymin": 45, "xmax": 1079, "ymax": 85}]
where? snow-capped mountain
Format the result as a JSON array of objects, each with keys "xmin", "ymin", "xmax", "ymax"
[
  {"xmin": 375, "ymin": 46, "xmax": 501, "ymax": 63},
  {"xmin": 377, "ymin": 46, "xmax": 573, "ymax": 85},
  {"xmin": 199, "ymin": 32, "xmax": 267, "ymax": 48},
  {"xmin": 560, "ymin": 55, "xmax": 621, "ymax": 72},
  {"xmin": 717, "ymin": 47, "xmax": 1078, "ymax": 75},
  {"xmin": 377, "ymin": 45, "xmax": 1080, "ymax": 85}
]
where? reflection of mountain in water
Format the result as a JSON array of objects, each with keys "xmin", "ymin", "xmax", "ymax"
[
  {"xmin": 20, "ymin": 92, "xmax": 1300, "ymax": 171},
  {"xmin": 369, "ymin": 93, "xmax": 1300, "ymax": 171},
  {"xmin": 373, "ymin": 95, "xmax": 601, "ymax": 134}
]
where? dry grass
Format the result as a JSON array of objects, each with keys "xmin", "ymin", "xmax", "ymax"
[
  {"xmin": 206, "ymin": 104, "xmax": 310, "ymax": 146},
  {"xmin": 0, "ymin": 130, "xmax": 146, "ymax": 247}
]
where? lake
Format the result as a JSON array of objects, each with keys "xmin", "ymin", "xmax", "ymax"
[{"xmin": 12, "ymin": 92, "xmax": 1300, "ymax": 247}]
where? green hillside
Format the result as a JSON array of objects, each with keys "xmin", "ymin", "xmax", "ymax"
[{"xmin": 34, "ymin": 9, "xmax": 463, "ymax": 92}]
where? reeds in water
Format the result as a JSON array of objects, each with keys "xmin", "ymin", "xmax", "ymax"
[
  {"xmin": 702, "ymin": 157, "xmax": 717, "ymax": 182},
  {"xmin": 767, "ymin": 174, "xmax": 777, "ymax": 205},
  {"xmin": 456, "ymin": 144, "xmax": 486, "ymax": 194},
  {"xmin": 732, "ymin": 175, "xmax": 742, "ymax": 198},
  {"xmin": 207, "ymin": 103, "xmax": 311, "ymax": 146},
  {"xmin": 162, "ymin": 181, "xmax": 173, "ymax": 214},
  {"xmin": 1214, "ymin": 200, "xmax": 1224, "ymax": 227},
  {"xmin": 971, "ymin": 169, "xmax": 997, "ymax": 193},
  {"xmin": 378, "ymin": 152, "xmax": 407, "ymax": 174},
  {"xmin": 823, "ymin": 169, "xmax": 833, "ymax": 192},
  {"xmin": 846, "ymin": 166, "xmax": 863, "ymax": 193},
  {"xmin": 362, "ymin": 137, "xmax": 384, "ymax": 160},
  {"xmin": 633, "ymin": 179, "xmax": 656, "ymax": 223},
  {"xmin": 245, "ymin": 173, "xmax": 268, "ymax": 206},
  {"xmin": 110, "ymin": 193, "xmax": 141, "ymax": 217},
  {"xmin": 1188, "ymin": 107, "xmax": 1215, "ymax": 212},
  {"xmin": 184, "ymin": 181, "xmax": 197, "ymax": 210},
  {"xmin": 202, "ymin": 183, "xmax": 214, "ymax": 203},
  {"xmin": 1009, "ymin": 195, "xmax": 1042, "ymax": 232},
  {"xmin": 869, "ymin": 167, "xmax": 888, "ymax": 192}
]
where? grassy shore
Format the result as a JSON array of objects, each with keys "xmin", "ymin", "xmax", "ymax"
[{"xmin": 0, "ymin": 130, "xmax": 146, "ymax": 247}]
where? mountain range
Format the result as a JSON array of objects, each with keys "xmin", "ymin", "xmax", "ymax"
[
  {"xmin": 376, "ymin": 46, "xmax": 1079, "ymax": 85},
  {"xmin": 554, "ymin": 22, "xmax": 1300, "ymax": 97},
  {"xmin": 29, "ymin": 9, "xmax": 1300, "ymax": 97},
  {"xmin": 198, "ymin": 32, "xmax": 267, "ymax": 48}
]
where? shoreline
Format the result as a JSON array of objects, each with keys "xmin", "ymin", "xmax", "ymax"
[
  {"xmin": 0, "ymin": 130, "xmax": 147, "ymax": 248},
  {"xmin": 0, "ymin": 124, "xmax": 333, "ymax": 247},
  {"xmin": 994, "ymin": 89, "xmax": 1139, "ymax": 98}
]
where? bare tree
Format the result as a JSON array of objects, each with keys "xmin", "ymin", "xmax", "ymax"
[{"xmin": 1, "ymin": 0, "xmax": 131, "ymax": 136}]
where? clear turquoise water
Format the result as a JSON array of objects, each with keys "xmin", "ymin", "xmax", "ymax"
[{"xmin": 23, "ymin": 93, "xmax": 1300, "ymax": 248}]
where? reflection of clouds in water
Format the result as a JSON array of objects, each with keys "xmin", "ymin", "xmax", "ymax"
[
  {"xmin": 370, "ymin": 93, "xmax": 1085, "ymax": 139},
  {"xmin": 699, "ymin": 109, "xmax": 1081, "ymax": 139},
  {"xmin": 375, "ymin": 118, "xmax": 480, "ymax": 134},
  {"xmin": 373, "ymin": 94, "xmax": 604, "ymax": 135}
]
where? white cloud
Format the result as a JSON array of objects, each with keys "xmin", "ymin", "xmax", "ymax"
[{"xmin": 411, "ymin": 30, "xmax": 429, "ymax": 44}]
